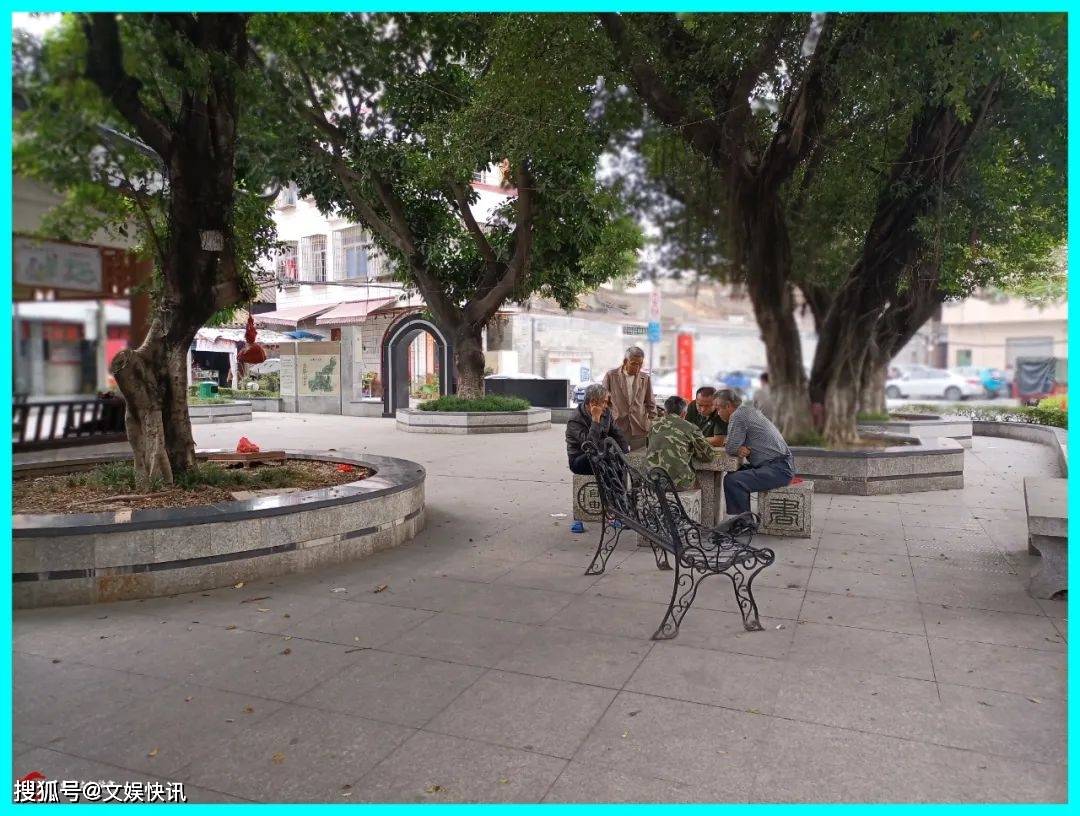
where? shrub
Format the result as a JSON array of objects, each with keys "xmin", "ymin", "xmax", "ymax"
[
  {"xmin": 897, "ymin": 402, "xmax": 1066, "ymax": 429},
  {"xmin": 856, "ymin": 411, "xmax": 891, "ymax": 422},
  {"xmin": 1039, "ymin": 395, "xmax": 1067, "ymax": 413},
  {"xmin": 417, "ymin": 395, "xmax": 531, "ymax": 412}
]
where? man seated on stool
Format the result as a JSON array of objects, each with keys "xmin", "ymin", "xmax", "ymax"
[
  {"xmin": 646, "ymin": 395, "xmax": 716, "ymax": 490},
  {"xmin": 714, "ymin": 389, "xmax": 795, "ymax": 516},
  {"xmin": 685, "ymin": 386, "xmax": 727, "ymax": 446},
  {"xmin": 566, "ymin": 384, "xmax": 630, "ymax": 475}
]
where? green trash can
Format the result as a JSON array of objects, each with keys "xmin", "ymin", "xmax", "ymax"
[{"xmin": 197, "ymin": 380, "xmax": 219, "ymax": 398}]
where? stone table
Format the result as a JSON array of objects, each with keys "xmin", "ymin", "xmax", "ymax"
[{"xmin": 694, "ymin": 447, "xmax": 740, "ymax": 526}]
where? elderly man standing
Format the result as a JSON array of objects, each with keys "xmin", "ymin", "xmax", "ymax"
[
  {"xmin": 602, "ymin": 346, "xmax": 656, "ymax": 450},
  {"xmin": 714, "ymin": 389, "xmax": 795, "ymax": 516}
]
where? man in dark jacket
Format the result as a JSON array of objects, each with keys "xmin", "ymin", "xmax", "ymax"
[{"xmin": 566, "ymin": 384, "xmax": 630, "ymax": 474}]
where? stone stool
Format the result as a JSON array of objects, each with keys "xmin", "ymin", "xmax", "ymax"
[
  {"xmin": 757, "ymin": 480, "xmax": 814, "ymax": 538},
  {"xmin": 573, "ymin": 474, "xmax": 604, "ymax": 522}
]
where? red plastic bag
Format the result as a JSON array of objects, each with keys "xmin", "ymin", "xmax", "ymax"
[
  {"xmin": 236, "ymin": 437, "xmax": 260, "ymax": 454},
  {"xmin": 790, "ymin": 476, "xmax": 803, "ymax": 485}
]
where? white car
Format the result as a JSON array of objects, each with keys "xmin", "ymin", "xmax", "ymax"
[{"xmin": 885, "ymin": 367, "xmax": 983, "ymax": 401}]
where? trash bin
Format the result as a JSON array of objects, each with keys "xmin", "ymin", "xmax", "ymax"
[{"xmin": 197, "ymin": 380, "xmax": 219, "ymax": 398}]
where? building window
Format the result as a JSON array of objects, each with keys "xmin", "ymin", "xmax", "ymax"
[
  {"xmin": 299, "ymin": 235, "xmax": 327, "ymax": 283},
  {"xmin": 333, "ymin": 227, "xmax": 370, "ymax": 280},
  {"xmin": 276, "ymin": 184, "xmax": 298, "ymax": 208},
  {"xmin": 956, "ymin": 349, "xmax": 972, "ymax": 367},
  {"xmin": 276, "ymin": 242, "xmax": 298, "ymax": 281}
]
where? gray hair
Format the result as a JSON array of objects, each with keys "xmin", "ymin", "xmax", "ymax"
[
  {"xmin": 583, "ymin": 383, "xmax": 608, "ymax": 405},
  {"xmin": 715, "ymin": 388, "xmax": 742, "ymax": 407},
  {"xmin": 624, "ymin": 345, "xmax": 645, "ymax": 361}
]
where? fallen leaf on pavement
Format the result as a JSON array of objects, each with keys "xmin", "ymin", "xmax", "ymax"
[
  {"xmin": 272, "ymin": 753, "xmax": 285, "ymax": 765},
  {"xmin": 1028, "ymin": 697, "xmax": 1042, "ymax": 704},
  {"xmin": 244, "ymin": 706, "xmax": 255, "ymax": 714},
  {"xmin": 147, "ymin": 748, "xmax": 159, "ymax": 758},
  {"xmin": 373, "ymin": 584, "xmax": 388, "ymax": 593},
  {"xmin": 331, "ymin": 587, "xmax": 348, "ymax": 593},
  {"xmin": 256, "ymin": 608, "xmax": 271, "ymax": 613},
  {"xmin": 424, "ymin": 785, "xmax": 443, "ymax": 794},
  {"xmin": 184, "ymin": 696, "xmax": 193, "ymax": 703},
  {"xmin": 225, "ymin": 625, "xmax": 237, "ymax": 630},
  {"xmin": 234, "ymin": 582, "xmax": 245, "ymax": 589},
  {"xmin": 281, "ymin": 648, "xmax": 292, "ymax": 655},
  {"xmin": 241, "ymin": 596, "xmax": 271, "ymax": 604},
  {"xmin": 498, "ymin": 778, "xmax": 509, "ymax": 785}
]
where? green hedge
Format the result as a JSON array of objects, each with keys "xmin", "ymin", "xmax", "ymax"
[
  {"xmin": 899, "ymin": 403, "xmax": 1067, "ymax": 429},
  {"xmin": 417, "ymin": 395, "xmax": 530, "ymax": 412}
]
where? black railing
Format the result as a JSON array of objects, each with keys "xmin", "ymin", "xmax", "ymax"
[{"xmin": 13, "ymin": 397, "xmax": 127, "ymax": 452}]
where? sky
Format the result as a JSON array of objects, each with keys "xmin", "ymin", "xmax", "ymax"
[{"xmin": 12, "ymin": 12, "xmax": 59, "ymax": 37}]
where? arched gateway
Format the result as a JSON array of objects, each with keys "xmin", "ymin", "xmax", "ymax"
[{"xmin": 380, "ymin": 312, "xmax": 455, "ymax": 417}]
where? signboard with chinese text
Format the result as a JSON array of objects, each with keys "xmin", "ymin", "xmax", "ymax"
[
  {"xmin": 279, "ymin": 356, "xmax": 297, "ymax": 396},
  {"xmin": 15, "ymin": 237, "xmax": 103, "ymax": 293}
]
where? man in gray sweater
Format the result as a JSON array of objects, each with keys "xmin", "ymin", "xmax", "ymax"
[{"xmin": 715, "ymin": 389, "xmax": 795, "ymax": 516}]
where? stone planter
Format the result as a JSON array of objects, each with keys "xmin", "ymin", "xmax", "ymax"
[
  {"xmin": 188, "ymin": 401, "xmax": 253, "ymax": 424},
  {"xmin": 396, "ymin": 407, "xmax": 552, "ymax": 434},
  {"xmin": 858, "ymin": 415, "xmax": 973, "ymax": 448},
  {"xmin": 249, "ymin": 397, "xmax": 281, "ymax": 413},
  {"xmin": 792, "ymin": 433, "xmax": 964, "ymax": 495},
  {"xmin": 12, "ymin": 451, "xmax": 425, "ymax": 608}
]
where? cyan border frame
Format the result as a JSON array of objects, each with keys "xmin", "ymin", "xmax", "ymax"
[{"xmin": 2, "ymin": 5, "xmax": 1072, "ymax": 809}]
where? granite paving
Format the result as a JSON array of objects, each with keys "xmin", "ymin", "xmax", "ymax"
[{"xmin": 12, "ymin": 415, "xmax": 1067, "ymax": 802}]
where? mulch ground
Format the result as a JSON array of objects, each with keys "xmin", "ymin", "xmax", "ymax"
[{"xmin": 14, "ymin": 460, "xmax": 370, "ymax": 515}]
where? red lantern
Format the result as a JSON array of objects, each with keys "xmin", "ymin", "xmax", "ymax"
[{"xmin": 238, "ymin": 315, "xmax": 266, "ymax": 366}]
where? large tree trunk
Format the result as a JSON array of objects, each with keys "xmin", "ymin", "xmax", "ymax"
[
  {"xmin": 858, "ymin": 353, "xmax": 888, "ymax": 416},
  {"xmin": 453, "ymin": 325, "xmax": 487, "ymax": 400},
  {"xmin": 738, "ymin": 192, "xmax": 814, "ymax": 439}
]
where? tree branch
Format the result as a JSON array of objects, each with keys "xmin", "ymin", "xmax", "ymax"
[
  {"xmin": 450, "ymin": 182, "xmax": 500, "ymax": 275},
  {"xmin": 463, "ymin": 162, "xmax": 534, "ymax": 325},
  {"xmin": 80, "ymin": 13, "xmax": 173, "ymax": 159},
  {"xmin": 599, "ymin": 13, "xmax": 728, "ymax": 168},
  {"xmin": 723, "ymin": 14, "xmax": 795, "ymax": 147}
]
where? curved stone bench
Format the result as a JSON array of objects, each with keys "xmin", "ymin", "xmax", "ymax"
[
  {"xmin": 188, "ymin": 401, "xmax": 253, "ymax": 424},
  {"xmin": 396, "ymin": 407, "xmax": 551, "ymax": 434},
  {"xmin": 792, "ymin": 433, "xmax": 964, "ymax": 495},
  {"xmin": 12, "ymin": 450, "xmax": 425, "ymax": 608},
  {"xmin": 972, "ymin": 420, "xmax": 1067, "ymax": 477},
  {"xmin": 858, "ymin": 415, "xmax": 974, "ymax": 448}
]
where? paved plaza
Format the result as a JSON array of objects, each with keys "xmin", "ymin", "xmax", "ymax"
[{"xmin": 13, "ymin": 414, "xmax": 1067, "ymax": 802}]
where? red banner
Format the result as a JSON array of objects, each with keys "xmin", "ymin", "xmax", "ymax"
[{"xmin": 676, "ymin": 332, "xmax": 693, "ymax": 400}]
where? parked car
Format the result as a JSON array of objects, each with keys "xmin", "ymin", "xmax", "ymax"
[
  {"xmin": 953, "ymin": 366, "xmax": 1008, "ymax": 399},
  {"xmin": 884, "ymin": 367, "xmax": 983, "ymax": 401},
  {"xmin": 716, "ymin": 367, "xmax": 765, "ymax": 399}
]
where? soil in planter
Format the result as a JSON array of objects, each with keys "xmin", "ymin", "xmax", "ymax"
[{"xmin": 14, "ymin": 460, "xmax": 371, "ymax": 514}]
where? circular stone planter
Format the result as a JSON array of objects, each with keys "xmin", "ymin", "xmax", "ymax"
[
  {"xmin": 396, "ymin": 407, "xmax": 552, "ymax": 434},
  {"xmin": 189, "ymin": 401, "xmax": 253, "ymax": 424},
  {"xmin": 12, "ymin": 450, "xmax": 425, "ymax": 609},
  {"xmin": 857, "ymin": 413, "xmax": 974, "ymax": 448},
  {"xmin": 792, "ymin": 432, "xmax": 964, "ymax": 495}
]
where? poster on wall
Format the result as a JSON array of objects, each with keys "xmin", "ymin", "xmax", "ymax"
[
  {"xmin": 279, "ymin": 356, "xmax": 297, "ymax": 396},
  {"xmin": 298, "ymin": 354, "xmax": 340, "ymax": 397}
]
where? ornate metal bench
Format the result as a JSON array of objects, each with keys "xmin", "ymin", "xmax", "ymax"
[{"xmin": 583, "ymin": 438, "xmax": 775, "ymax": 640}]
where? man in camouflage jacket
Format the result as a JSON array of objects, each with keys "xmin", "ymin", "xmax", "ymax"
[{"xmin": 645, "ymin": 395, "xmax": 716, "ymax": 490}]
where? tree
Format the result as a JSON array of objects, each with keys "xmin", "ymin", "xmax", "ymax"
[
  {"xmin": 14, "ymin": 13, "xmax": 277, "ymax": 485},
  {"xmin": 597, "ymin": 13, "xmax": 1065, "ymax": 442},
  {"xmin": 253, "ymin": 13, "xmax": 640, "ymax": 397}
]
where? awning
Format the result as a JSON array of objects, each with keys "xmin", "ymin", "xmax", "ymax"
[
  {"xmin": 315, "ymin": 297, "xmax": 398, "ymax": 326},
  {"xmin": 254, "ymin": 303, "xmax": 336, "ymax": 327}
]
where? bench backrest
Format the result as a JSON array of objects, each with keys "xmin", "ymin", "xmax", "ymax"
[
  {"xmin": 585, "ymin": 438, "xmax": 760, "ymax": 562},
  {"xmin": 584, "ymin": 438, "xmax": 693, "ymax": 555}
]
